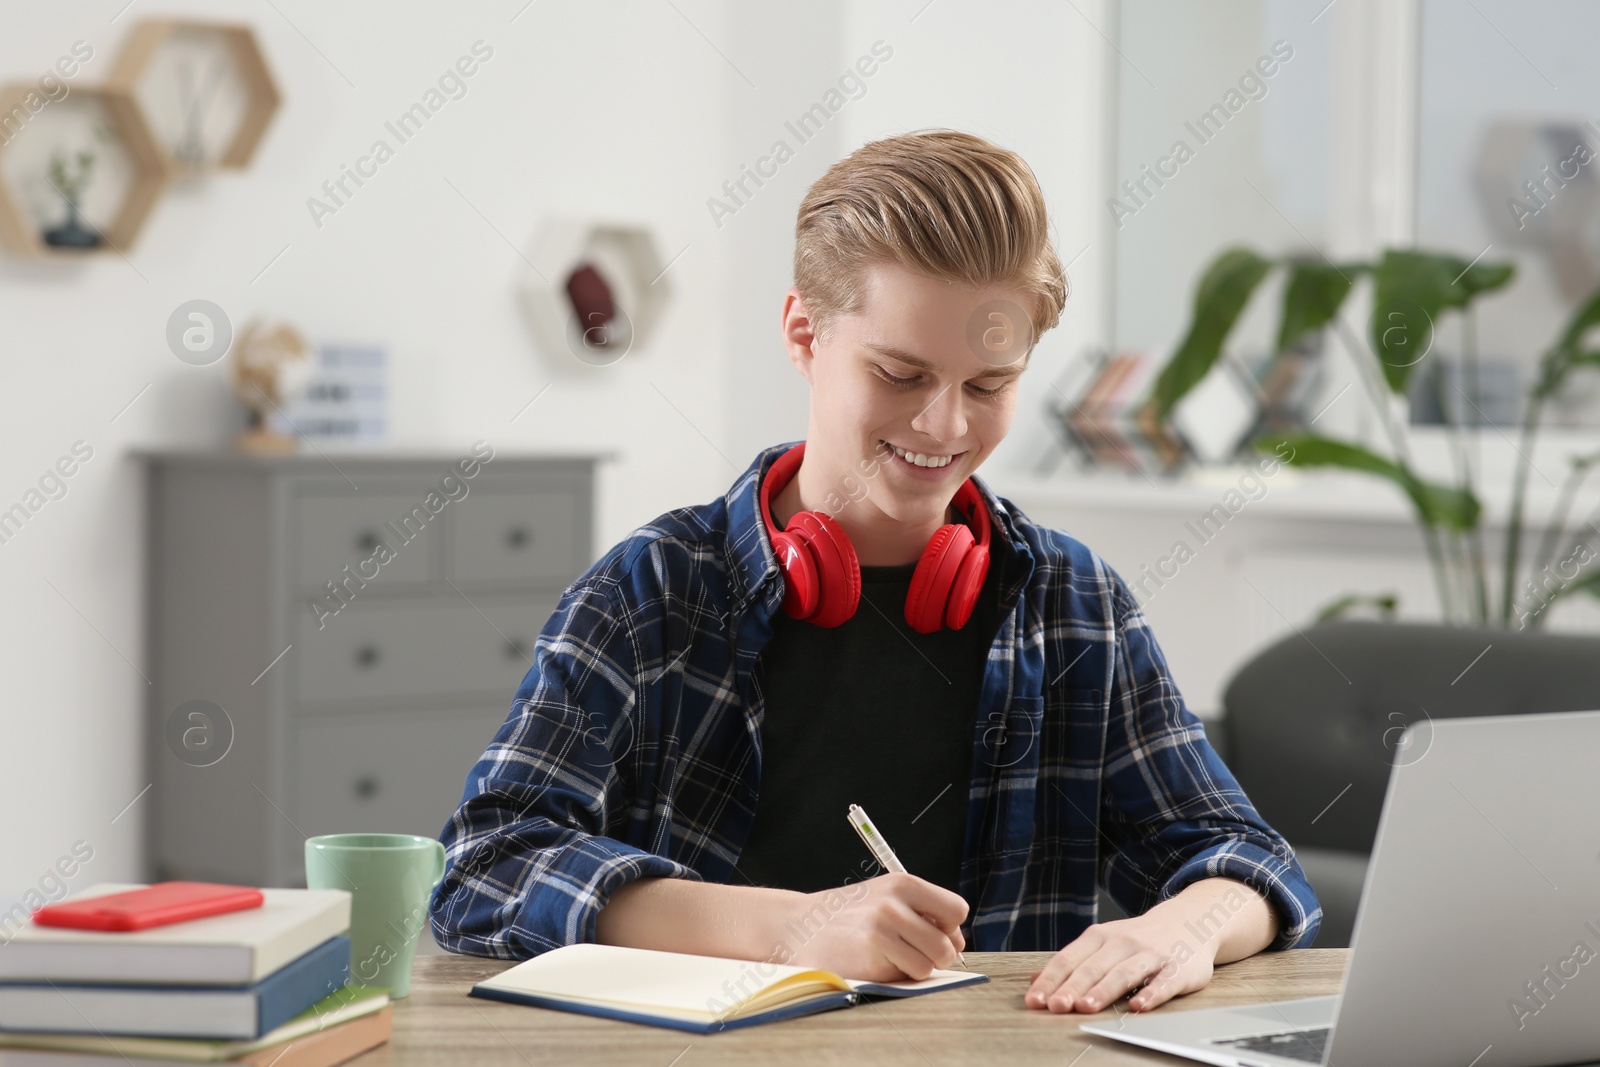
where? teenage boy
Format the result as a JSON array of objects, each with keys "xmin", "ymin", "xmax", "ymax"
[{"xmin": 431, "ymin": 129, "xmax": 1320, "ymax": 1015}]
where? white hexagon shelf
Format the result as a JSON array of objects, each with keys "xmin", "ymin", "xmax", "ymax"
[
  {"xmin": 517, "ymin": 216, "xmax": 673, "ymax": 369},
  {"xmin": 0, "ymin": 83, "xmax": 170, "ymax": 256},
  {"xmin": 107, "ymin": 19, "xmax": 280, "ymax": 174}
]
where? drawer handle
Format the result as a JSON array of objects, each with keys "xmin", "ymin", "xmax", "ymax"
[
  {"xmin": 355, "ymin": 530, "xmax": 382, "ymax": 553},
  {"xmin": 355, "ymin": 645, "xmax": 382, "ymax": 668},
  {"xmin": 505, "ymin": 639, "xmax": 528, "ymax": 661},
  {"xmin": 354, "ymin": 775, "xmax": 380, "ymax": 799},
  {"xmin": 506, "ymin": 525, "xmax": 533, "ymax": 549}
]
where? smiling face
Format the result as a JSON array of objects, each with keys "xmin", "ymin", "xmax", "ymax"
[{"xmin": 778, "ymin": 259, "xmax": 1035, "ymax": 563}]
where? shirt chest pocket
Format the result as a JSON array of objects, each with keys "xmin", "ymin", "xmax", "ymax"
[{"xmin": 975, "ymin": 694, "xmax": 1043, "ymax": 774}]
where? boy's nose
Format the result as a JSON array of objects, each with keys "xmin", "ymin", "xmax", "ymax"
[{"xmin": 910, "ymin": 383, "xmax": 967, "ymax": 442}]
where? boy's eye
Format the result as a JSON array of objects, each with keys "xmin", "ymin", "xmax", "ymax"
[
  {"xmin": 874, "ymin": 366, "xmax": 920, "ymax": 388},
  {"xmin": 874, "ymin": 364, "xmax": 1010, "ymax": 397}
]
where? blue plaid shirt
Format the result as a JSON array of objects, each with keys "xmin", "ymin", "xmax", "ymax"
[{"xmin": 429, "ymin": 442, "xmax": 1321, "ymax": 958}]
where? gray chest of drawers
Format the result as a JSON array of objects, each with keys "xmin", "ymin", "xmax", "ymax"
[{"xmin": 139, "ymin": 449, "xmax": 597, "ymax": 887}]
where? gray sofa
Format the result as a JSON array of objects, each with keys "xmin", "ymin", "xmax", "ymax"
[
  {"xmin": 1091, "ymin": 621, "xmax": 1600, "ymax": 946},
  {"xmin": 1218, "ymin": 620, "xmax": 1600, "ymax": 947}
]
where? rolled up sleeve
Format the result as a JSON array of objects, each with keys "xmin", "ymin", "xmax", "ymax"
[
  {"xmin": 429, "ymin": 580, "xmax": 702, "ymax": 959},
  {"xmin": 1096, "ymin": 576, "xmax": 1321, "ymax": 951}
]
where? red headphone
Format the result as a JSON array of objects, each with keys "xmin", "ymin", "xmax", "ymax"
[{"xmin": 758, "ymin": 443, "xmax": 992, "ymax": 634}]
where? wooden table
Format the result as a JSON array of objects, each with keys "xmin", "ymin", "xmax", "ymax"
[{"xmin": 357, "ymin": 949, "xmax": 1348, "ymax": 1065}]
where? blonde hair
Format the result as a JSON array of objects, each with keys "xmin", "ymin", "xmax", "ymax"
[{"xmin": 793, "ymin": 129, "xmax": 1067, "ymax": 348}]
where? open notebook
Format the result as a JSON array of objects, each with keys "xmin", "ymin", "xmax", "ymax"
[{"xmin": 469, "ymin": 942, "xmax": 988, "ymax": 1033}]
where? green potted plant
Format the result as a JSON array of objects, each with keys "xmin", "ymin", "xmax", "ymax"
[
  {"xmin": 1152, "ymin": 246, "xmax": 1600, "ymax": 629},
  {"xmin": 44, "ymin": 145, "xmax": 101, "ymax": 249}
]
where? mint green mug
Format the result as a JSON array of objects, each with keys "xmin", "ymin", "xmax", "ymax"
[{"xmin": 305, "ymin": 833, "xmax": 445, "ymax": 998}]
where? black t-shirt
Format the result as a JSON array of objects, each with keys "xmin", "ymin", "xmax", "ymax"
[{"xmin": 735, "ymin": 550, "xmax": 1004, "ymax": 896}]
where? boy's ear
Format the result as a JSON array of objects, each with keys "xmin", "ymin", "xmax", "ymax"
[{"xmin": 780, "ymin": 287, "xmax": 819, "ymax": 384}]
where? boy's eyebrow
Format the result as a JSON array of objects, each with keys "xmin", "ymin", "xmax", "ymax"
[{"xmin": 861, "ymin": 340, "xmax": 1029, "ymax": 375}]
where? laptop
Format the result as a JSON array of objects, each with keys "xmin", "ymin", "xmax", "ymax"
[{"xmin": 1081, "ymin": 709, "xmax": 1600, "ymax": 1067}]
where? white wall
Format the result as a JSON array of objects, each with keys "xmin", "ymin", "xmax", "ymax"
[
  {"xmin": 0, "ymin": 1, "xmax": 1111, "ymax": 900},
  {"xmin": 838, "ymin": 0, "xmax": 1117, "ymax": 475}
]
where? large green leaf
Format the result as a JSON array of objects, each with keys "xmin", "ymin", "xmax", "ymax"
[
  {"xmin": 1315, "ymin": 592, "xmax": 1399, "ymax": 623},
  {"xmin": 1536, "ymin": 288, "xmax": 1600, "ymax": 397},
  {"xmin": 1455, "ymin": 260, "xmax": 1517, "ymax": 300},
  {"xmin": 1277, "ymin": 260, "xmax": 1363, "ymax": 353},
  {"xmin": 1153, "ymin": 248, "xmax": 1274, "ymax": 420},
  {"xmin": 1369, "ymin": 250, "xmax": 1515, "ymax": 393},
  {"xmin": 1532, "ymin": 566, "xmax": 1600, "ymax": 625},
  {"xmin": 1256, "ymin": 434, "xmax": 1482, "ymax": 531},
  {"xmin": 1538, "ymin": 348, "xmax": 1600, "ymax": 399},
  {"xmin": 1555, "ymin": 287, "xmax": 1600, "ymax": 353}
]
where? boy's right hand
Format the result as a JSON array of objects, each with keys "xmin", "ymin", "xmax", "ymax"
[{"xmin": 779, "ymin": 872, "xmax": 968, "ymax": 982}]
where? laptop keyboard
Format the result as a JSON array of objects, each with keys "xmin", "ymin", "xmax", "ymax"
[{"xmin": 1212, "ymin": 1026, "xmax": 1330, "ymax": 1063}]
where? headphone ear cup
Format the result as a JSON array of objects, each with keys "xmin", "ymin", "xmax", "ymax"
[
  {"xmin": 786, "ymin": 511, "xmax": 860, "ymax": 627},
  {"xmin": 905, "ymin": 524, "xmax": 974, "ymax": 634},
  {"xmin": 772, "ymin": 530, "xmax": 819, "ymax": 619},
  {"xmin": 944, "ymin": 543, "xmax": 989, "ymax": 630}
]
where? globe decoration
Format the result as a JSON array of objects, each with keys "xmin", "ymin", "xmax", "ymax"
[{"xmin": 230, "ymin": 320, "xmax": 314, "ymax": 453}]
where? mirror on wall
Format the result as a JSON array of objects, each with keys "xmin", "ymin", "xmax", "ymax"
[
  {"xmin": 1416, "ymin": 0, "xmax": 1600, "ymax": 427},
  {"xmin": 1112, "ymin": 0, "xmax": 1332, "ymax": 363},
  {"xmin": 1112, "ymin": 0, "xmax": 1600, "ymax": 432}
]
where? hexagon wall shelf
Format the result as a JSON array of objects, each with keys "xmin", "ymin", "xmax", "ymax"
[
  {"xmin": 517, "ymin": 216, "xmax": 673, "ymax": 369},
  {"xmin": 0, "ymin": 83, "xmax": 170, "ymax": 256},
  {"xmin": 107, "ymin": 19, "xmax": 280, "ymax": 174}
]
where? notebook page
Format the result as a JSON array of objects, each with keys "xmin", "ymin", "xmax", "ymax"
[
  {"xmin": 846, "ymin": 968, "xmax": 982, "ymax": 994},
  {"xmin": 474, "ymin": 943, "xmax": 851, "ymax": 1015}
]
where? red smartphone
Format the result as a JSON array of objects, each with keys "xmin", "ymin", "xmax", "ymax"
[{"xmin": 31, "ymin": 882, "xmax": 265, "ymax": 932}]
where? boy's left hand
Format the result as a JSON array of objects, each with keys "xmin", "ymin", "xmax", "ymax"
[
  {"xmin": 1024, "ymin": 911, "xmax": 1214, "ymax": 1013},
  {"xmin": 1023, "ymin": 877, "xmax": 1278, "ymax": 1014}
]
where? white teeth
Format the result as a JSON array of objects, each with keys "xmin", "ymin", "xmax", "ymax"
[{"xmin": 886, "ymin": 442, "xmax": 952, "ymax": 468}]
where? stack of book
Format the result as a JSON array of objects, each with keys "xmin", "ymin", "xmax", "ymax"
[
  {"xmin": 1051, "ymin": 350, "xmax": 1188, "ymax": 474},
  {"xmin": 0, "ymin": 885, "xmax": 390, "ymax": 1067},
  {"xmin": 267, "ymin": 342, "xmax": 388, "ymax": 447},
  {"xmin": 1048, "ymin": 347, "xmax": 1329, "ymax": 474},
  {"xmin": 1253, "ymin": 348, "xmax": 1325, "ymax": 438}
]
